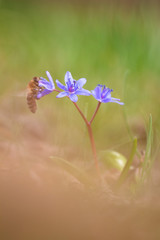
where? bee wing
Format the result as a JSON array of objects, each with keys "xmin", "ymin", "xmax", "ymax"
[{"xmin": 12, "ymin": 90, "xmax": 27, "ymax": 97}]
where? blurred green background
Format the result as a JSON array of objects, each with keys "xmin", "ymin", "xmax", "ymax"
[
  {"xmin": 0, "ymin": 0, "xmax": 160, "ymax": 159},
  {"xmin": 1, "ymin": 3, "xmax": 160, "ymax": 239}
]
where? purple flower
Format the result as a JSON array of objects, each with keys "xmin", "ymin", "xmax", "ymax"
[
  {"xmin": 56, "ymin": 71, "xmax": 91, "ymax": 102},
  {"xmin": 91, "ymin": 84, "xmax": 124, "ymax": 105},
  {"xmin": 36, "ymin": 71, "xmax": 55, "ymax": 99}
]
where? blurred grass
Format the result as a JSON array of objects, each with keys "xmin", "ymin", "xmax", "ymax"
[{"xmin": 0, "ymin": 0, "xmax": 160, "ymax": 156}]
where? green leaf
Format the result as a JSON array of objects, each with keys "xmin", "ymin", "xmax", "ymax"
[
  {"xmin": 140, "ymin": 114, "xmax": 153, "ymax": 183},
  {"xmin": 117, "ymin": 137, "xmax": 137, "ymax": 188},
  {"xmin": 50, "ymin": 156, "xmax": 94, "ymax": 188}
]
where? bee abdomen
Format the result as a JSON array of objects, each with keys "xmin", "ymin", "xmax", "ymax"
[{"xmin": 27, "ymin": 93, "xmax": 37, "ymax": 113}]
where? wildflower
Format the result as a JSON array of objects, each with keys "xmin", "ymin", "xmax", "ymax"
[
  {"xmin": 91, "ymin": 84, "xmax": 124, "ymax": 105},
  {"xmin": 56, "ymin": 71, "xmax": 91, "ymax": 102},
  {"xmin": 36, "ymin": 71, "xmax": 55, "ymax": 99}
]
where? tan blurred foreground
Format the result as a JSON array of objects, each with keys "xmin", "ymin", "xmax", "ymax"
[{"xmin": 0, "ymin": 95, "xmax": 160, "ymax": 240}]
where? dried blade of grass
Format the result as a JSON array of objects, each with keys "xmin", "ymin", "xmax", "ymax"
[
  {"xmin": 141, "ymin": 114, "xmax": 153, "ymax": 183},
  {"xmin": 116, "ymin": 137, "xmax": 137, "ymax": 188},
  {"xmin": 122, "ymin": 71, "xmax": 141, "ymax": 158},
  {"xmin": 50, "ymin": 156, "xmax": 94, "ymax": 188}
]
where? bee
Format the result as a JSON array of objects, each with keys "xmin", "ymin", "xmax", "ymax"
[{"xmin": 27, "ymin": 77, "xmax": 41, "ymax": 113}]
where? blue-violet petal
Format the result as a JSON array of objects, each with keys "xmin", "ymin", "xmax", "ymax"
[
  {"xmin": 56, "ymin": 80, "xmax": 67, "ymax": 91},
  {"xmin": 65, "ymin": 71, "xmax": 74, "ymax": 85},
  {"xmin": 56, "ymin": 91, "xmax": 69, "ymax": 98},
  {"xmin": 75, "ymin": 78, "xmax": 87, "ymax": 89},
  {"xmin": 75, "ymin": 89, "xmax": 91, "ymax": 96},
  {"xmin": 69, "ymin": 94, "xmax": 78, "ymax": 102}
]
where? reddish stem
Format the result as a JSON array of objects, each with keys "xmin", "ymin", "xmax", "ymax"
[
  {"xmin": 73, "ymin": 102, "xmax": 89, "ymax": 126},
  {"xmin": 89, "ymin": 102, "xmax": 101, "ymax": 124},
  {"xmin": 73, "ymin": 102, "xmax": 99, "ymax": 175},
  {"xmin": 54, "ymin": 89, "xmax": 61, "ymax": 93},
  {"xmin": 53, "ymin": 89, "xmax": 100, "ymax": 175},
  {"xmin": 87, "ymin": 123, "xmax": 99, "ymax": 174}
]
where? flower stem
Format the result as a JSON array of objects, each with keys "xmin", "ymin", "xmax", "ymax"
[
  {"xmin": 54, "ymin": 89, "xmax": 61, "ymax": 93},
  {"xmin": 89, "ymin": 102, "xmax": 101, "ymax": 124},
  {"xmin": 73, "ymin": 102, "xmax": 89, "ymax": 126},
  {"xmin": 53, "ymin": 90, "xmax": 100, "ymax": 175},
  {"xmin": 87, "ymin": 123, "xmax": 99, "ymax": 174},
  {"xmin": 73, "ymin": 102, "xmax": 99, "ymax": 175}
]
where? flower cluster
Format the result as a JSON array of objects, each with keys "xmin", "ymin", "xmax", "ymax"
[
  {"xmin": 27, "ymin": 70, "xmax": 124, "ymax": 174},
  {"xmin": 35, "ymin": 71, "xmax": 124, "ymax": 105}
]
